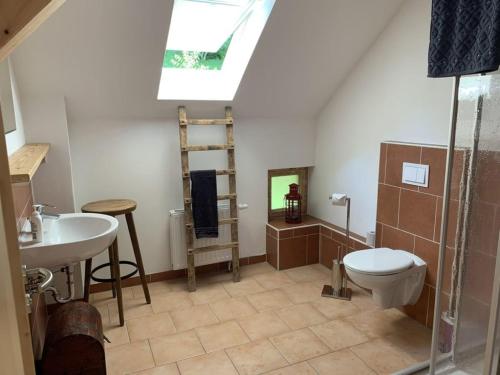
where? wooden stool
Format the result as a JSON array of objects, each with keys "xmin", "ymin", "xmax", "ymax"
[{"xmin": 82, "ymin": 199, "xmax": 150, "ymax": 326}]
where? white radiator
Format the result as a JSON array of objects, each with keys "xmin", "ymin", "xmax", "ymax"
[{"xmin": 169, "ymin": 204, "xmax": 232, "ymax": 270}]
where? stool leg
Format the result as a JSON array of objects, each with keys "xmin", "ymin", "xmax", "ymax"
[
  {"xmin": 108, "ymin": 246, "xmax": 117, "ymax": 298},
  {"xmin": 125, "ymin": 213, "xmax": 151, "ymax": 304},
  {"xmin": 83, "ymin": 258, "xmax": 92, "ymax": 302},
  {"xmin": 111, "ymin": 238, "xmax": 125, "ymax": 326}
]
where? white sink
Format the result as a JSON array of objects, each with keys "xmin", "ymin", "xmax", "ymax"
[{"xmin": 20, "ymin": 213, "xmax": 119, "ymax": 268}]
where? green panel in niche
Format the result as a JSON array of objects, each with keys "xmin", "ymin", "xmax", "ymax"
[{"xmin": 271, "ymin": 175, "xmax": 299, "ymax": 210}]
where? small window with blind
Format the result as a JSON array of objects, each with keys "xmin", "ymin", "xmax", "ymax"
[{"xmin": 268, "ymin": 168, "xmax": 308, "ymax": 220}]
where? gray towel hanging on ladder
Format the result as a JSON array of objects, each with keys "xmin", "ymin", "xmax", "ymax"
[{"xmin": 190, "ymin": 170, "xmax": 219, "ymax": 239}]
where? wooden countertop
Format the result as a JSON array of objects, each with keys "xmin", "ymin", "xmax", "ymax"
[{"xmin": 9, "ymin": 143, "xmax": 50, "ymax": 183}]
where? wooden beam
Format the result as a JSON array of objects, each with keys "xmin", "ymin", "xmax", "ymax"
[{"xmin": 0, "ymin": 0, "xmax": 65, "ymax": 62}]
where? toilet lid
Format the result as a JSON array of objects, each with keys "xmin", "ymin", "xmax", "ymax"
[{"xmin": 343, "ymin": 248, "xmax": 414, "ymax": 275}]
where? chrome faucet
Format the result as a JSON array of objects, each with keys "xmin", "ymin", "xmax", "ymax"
[{"xmin": 33, "ymin": 204, "xmax": 60, "ymax": 220}]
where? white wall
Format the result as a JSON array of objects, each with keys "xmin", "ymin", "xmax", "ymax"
[
  {"xmin": 69, "ymin": 117, "xmax": 315, "ymax": 275},
  {"xmin": 22, "ymin": 96, "xmax": 75, "ymax": 213},
  {"xmin": 309, "ymin": 0, "xmax": 454, "ymax": 237},
  {"xmin": 18, "ymin": 95, "xmax": 80, "ymax": 300},
  {"xmin": 4, "ymin": 59, "xmax": 26, "ymax": 155}
]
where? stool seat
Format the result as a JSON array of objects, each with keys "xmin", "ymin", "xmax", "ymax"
[{"xmin": 82, "ymin": 199, "xmax": 136, "ymax": 216}]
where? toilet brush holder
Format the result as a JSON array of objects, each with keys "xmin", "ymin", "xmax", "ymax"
[{"xmin": 321, "ymin": 259, "xmax": 352, "ymax": 300}]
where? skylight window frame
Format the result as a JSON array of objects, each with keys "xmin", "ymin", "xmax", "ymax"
[{"xmin": 157, "ymin": 0, "xmax": 276, "ymax": 101}]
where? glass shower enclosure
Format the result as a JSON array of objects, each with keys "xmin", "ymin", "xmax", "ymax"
[{"xmin": 428, "ymin": 71, "xmax": 500, "ymax": 374}]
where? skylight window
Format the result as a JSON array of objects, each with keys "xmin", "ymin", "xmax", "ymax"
[{"xmin": 158, "ymin": 0, "xmax": 275, "ymax": 101}]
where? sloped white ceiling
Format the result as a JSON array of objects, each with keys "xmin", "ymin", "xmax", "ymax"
[{"xmin": 12, "ymin": 0, "xmax": 404, "ymax": 120}]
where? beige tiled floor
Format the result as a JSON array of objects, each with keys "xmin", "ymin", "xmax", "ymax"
[{"xmin": 93, "ymin": 263, "xmax": 432, "ymax": 375}]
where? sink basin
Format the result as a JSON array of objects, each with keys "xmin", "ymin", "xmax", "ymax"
[{"xmin": 20, "ymin": 213, "xmax": 119, "ymax": 268}]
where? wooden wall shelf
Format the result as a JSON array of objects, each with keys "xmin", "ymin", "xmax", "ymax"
[{"xmin": 9, "ymin": 143, "xmax": 50, "ymax": 183}]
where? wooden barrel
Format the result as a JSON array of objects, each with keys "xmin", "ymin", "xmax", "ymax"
[{"xmin": 41, "ymin": 301, "xmax": 106, "ymax": 375}]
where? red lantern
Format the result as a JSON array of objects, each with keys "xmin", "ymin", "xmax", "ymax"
[{"xmin": 284, "ymin": 183, "xmax": 302, "ymax": 223}]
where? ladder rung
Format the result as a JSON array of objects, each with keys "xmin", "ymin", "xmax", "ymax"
[
  {"xmin": 188, "ymin": 242, "xmax": 239, "ymax": 254},
  {"xmin": 185, "ymin": 218, "xmax": 238, "ymax": 228},
  {"xmin": 182, "ymin": 144, "xmax": 234, "ymax": 152},
  {"xmin": 182, "ymin": 119, "xmax": 232, "ymax": 126},
  {"xmin": 184, "ymin": 194, "xmax": 236, "ymax": 204},
  {"xmin": 182, "ymin": 169, "xmax": 235, "ymax": 178}
]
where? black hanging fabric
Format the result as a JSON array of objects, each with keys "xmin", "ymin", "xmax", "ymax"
[
  {"xmin": 428, "ymin": 0, "xmax": 500, "ymax": 78},
  {"xmin": 190, "ymin": 170, "xmax": 219, "ymax": 239}
]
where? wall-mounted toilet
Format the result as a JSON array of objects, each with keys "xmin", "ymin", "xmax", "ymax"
[{"xmin": 343, "ymin": 247, "xmax": 426, "ymax": 308}]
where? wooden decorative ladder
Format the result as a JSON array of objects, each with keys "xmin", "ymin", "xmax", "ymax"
[{"xmin": 178, "ymin": 106, "xmax": 240, "ymax": 292}]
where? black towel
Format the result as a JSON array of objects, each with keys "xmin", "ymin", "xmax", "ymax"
[
  {"xmin": 428, "ymin": 0, "xmax": 500, "ymax": 77},
  {"xmin": 190, "ymin": 170, "xmax": 219, "ymax": 239}
]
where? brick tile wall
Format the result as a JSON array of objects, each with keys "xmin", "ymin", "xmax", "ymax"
[{"xmin": 376, "ymin": 142, "xmax": 465, "ymax": 328}]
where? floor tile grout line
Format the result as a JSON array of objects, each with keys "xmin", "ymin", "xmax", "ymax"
[
  {"xmin": 267, "ymin": 333, "xmax": 293, "ymax": 366},
  {"xmin": 104, "ymin": 265, "xmax": 431, "ymax": 374},
  {"xmin": 206, "ymin": 301, "xmax": 222, "ymax": 325},
  {"xmin": 193, "ymin": 327, "xmax": 211, "ymax": 356},
  {"xmin": 271, "ymin": 329, "xmax": 357, "ymax": 371},
  {"xmin": 262, "ymin": 337, "xmax": 290, "ymax": 371},
  {"xmin": 223, "ymin": 335, "xmax": 297, "ymax": 375},
  {"xmin": 174, "ymin": 361, "xmax": 181, "ymax": 375},
  {"xmin": 222, "ymin": 347, "xmax": 242, "ymax": 375},
  {"xmin": 145, "ymin": 338, "xmax": 158, "ymax": 368},
  {"xmin": 270, "ymin": 325, "xmax": 335, "ymax": 358},
  {"xmin": 277, "ymin": 359, "xmax": 319, "ymax": 374},
  {"xmin": 233, "ymin": 318, "xmax": 254, "ymax": 344},
  {"xmin": 348, "ymin": 346, "xmax": 380, "ymax": 375},
  {"xmin": 305, "ymin": 325, "xmax": 336, "ymax": 352},
  {"xmin": 152, "ymin": 329, "xmax": 209, "ymax": 367},
  {"xmin": 125, "ymin": 318, "xmax": 131, "ymax": 344},
  {"xmin": 191, "ymin": 327, "xmax": 208, "ymax": 357}
]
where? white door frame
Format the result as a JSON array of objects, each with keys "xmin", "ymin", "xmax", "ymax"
[{"xmin": 0, "ymin": 114, "xmax": 35, "ymax": 374}]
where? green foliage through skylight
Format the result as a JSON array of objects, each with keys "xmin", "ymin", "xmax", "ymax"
[{"xmin": 163, "ymin": 35, "xmax": 233, "ymax": 70}]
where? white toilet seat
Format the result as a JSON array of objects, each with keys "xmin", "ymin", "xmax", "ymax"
[
  {"xmin": 343, "ymin": 247, "xmax": 426, "ymax": 308},
  {"xmin": 344, "ymin": 248, "xmax": 414, "ymax": 276}
]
